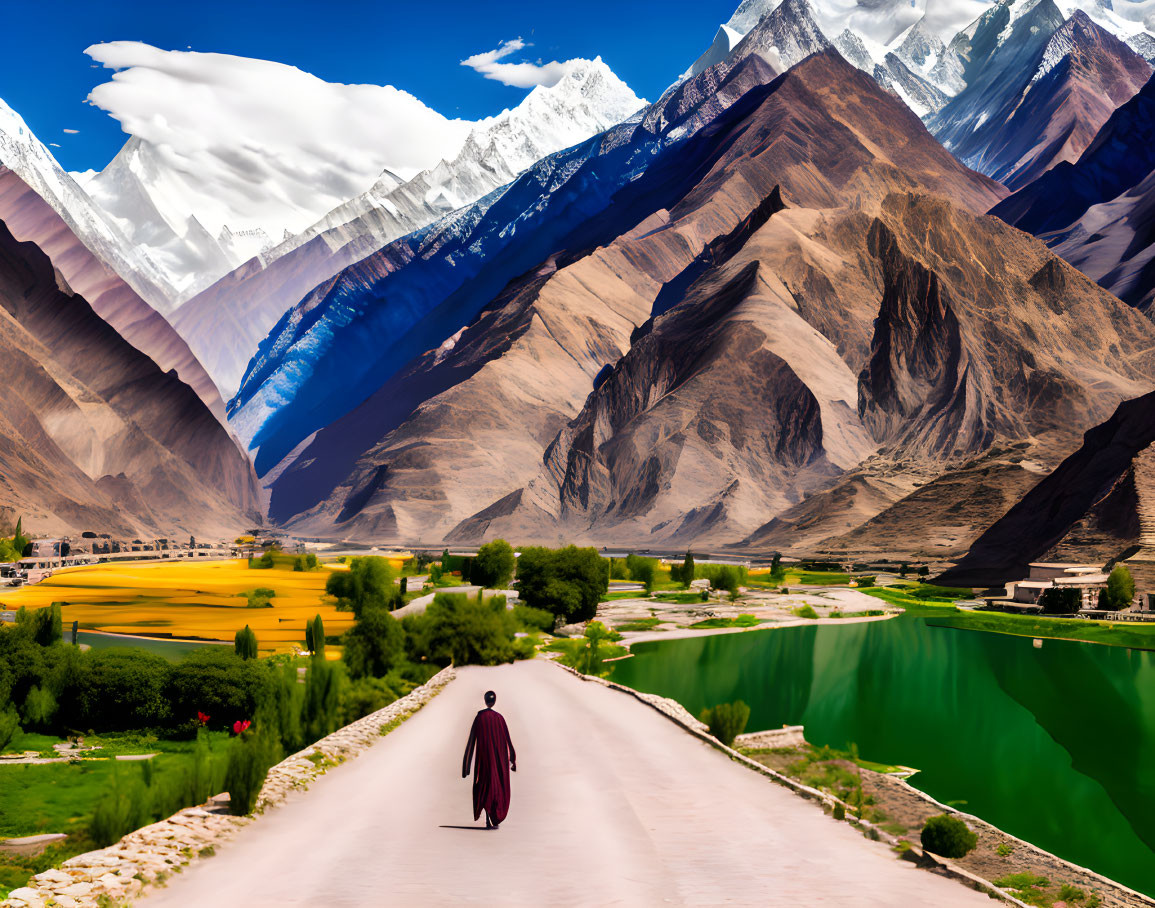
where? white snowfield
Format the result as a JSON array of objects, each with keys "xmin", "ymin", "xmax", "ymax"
[{"xmin": 142, "ymin": 661, "xmax": 991, "ymax": 907}]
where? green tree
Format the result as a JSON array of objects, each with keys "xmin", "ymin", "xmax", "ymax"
[
  {"xmin": 305, "ymin": 553, "xmax": 318, "ymax": 570},
  {"xmin": 305, "ymin": 621, "xmax": 314, "ymax": 653},
  {"xmin": 302, "ymin": 657, "xmax": 344, "ymax": 744},
  {"xmin": 342, "ymin": 604, "xmax": 404, "ymax": 679},
  {"xmin": 679, "ymin": 551, "xmax": 695, "ymax": 589},
  {"xmin": 326, "ymin": 556, "xmax": 398, "ymax": 617},
  {"xmin": 312, "ymin": 615, "xmax": 326, "ymax": 657},
  {"xmin": 21, "ymin": 684, "xmax": 57, "ymax": 728},
  {"xmin": 473, "ymin": 539, "xmax": 516, "ymax": 589},
  {"xmin": 517, "ymin": 546, "xmax": 609, "ymax": 623},
  {"xmin": 770, "ymin": 553, "xmax": 785, "ymax": 582},
  {"xmin": 581, "ymin": 621, "xmax": 622, "ymax": 675},
  {"xmin": 1103, "ymin": 565, "xmax": 1136, "ymax": 610},
  {"xmin": 404, "ymin": 593, "xmax": 515, "ymax": 666},
  {"xmin": 71, "ymin": 619, "xmax": 79, "ymax": 646},
  {"xmin": 234, "ymin": 625, "xmax": 259, "ymax": 660},
  {"xmin": 224, "ymin": 726, "xmax": 277, "ymax": 816},
  {"xmin": 31, "ymin": 603, "xmax": 62, "ymax": 646},
  {"xmin": 712, "ymin": 565, "xmax": 742, "ymax": 601},
  {"xmin": 700, "ymin": 700, "xmax": 750, "ymax": 747},
  {"xmin": 0, "ymin": 704, "xmax": 20, "ymax": 751},
  {"xmin": 293, "ymin": 555, "xmax": 306, "ymax": 572},
  {"xmin": 624, "ymin": 554, "xmax": 657, "ymax": 593},
  {"xmin": 1040, "ymin": 587, "xmax": 1081, "ymax": 615},
  {"xmin": 168, "ymin": 649, "xmax": 267, "ymax": 729},
  {"xmin": 900, "ymin": 562, "xmax": 910, "ymax": 577},
  {"xmin": 400, "ymin": 576, "xmax": 408, "ymax": 596}
]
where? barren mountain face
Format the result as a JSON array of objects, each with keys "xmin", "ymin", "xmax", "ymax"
[
  {"xmin": 0, "ymin": 216, "xmax": 260, "ymax": 537},
  {"xmin": 940, "ymin": 391, "xmax": 1155, "ymax": 587}
]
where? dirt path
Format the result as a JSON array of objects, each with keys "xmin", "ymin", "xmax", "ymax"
[{"xmin": 144, "ymin": 660, "xmax": 990, "ymax": 906}]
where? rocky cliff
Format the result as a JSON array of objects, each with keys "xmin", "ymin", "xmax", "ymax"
[{"xmin": 0, "ymin": 218, "xmax": 260, "ymax": 537}]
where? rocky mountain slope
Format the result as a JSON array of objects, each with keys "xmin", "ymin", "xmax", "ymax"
[
  {"xmin": 939, "ymin": 391, "xmax": 1155, "ymax": 587},
  {"xmin": 0, "ymin": 218, "xmax": 259, "ymax": 537},
  {"xmin": 928, "ymin": 11, "xmax": 1151, "ymax": 189},
  {"xmin": 0, "ymin": 167, "xmax": 225, "ymax": 419},
  {"xmin": 260, "ymin": 51, "xmax": 1155, "ymax": 550},
  {"xmin": 992, "ymin": 71, "xmax": 1155, "ymax": 312},
  {"xmin": 0, "ymin": 96, "xmax": 175, "ymax": 310},
  {"xmin": 168, "ymin": 60, "xmax": 644, "ymax": 396}
]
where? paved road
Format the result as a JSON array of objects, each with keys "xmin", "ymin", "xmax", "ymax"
[{"xmin": 146, "ymin": 661, "xmax": 989, "ymax": 906}]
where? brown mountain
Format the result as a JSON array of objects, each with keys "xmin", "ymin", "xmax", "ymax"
[
  {"xmin": 261, "ymin": 51, "xmax": 1154, "ymax": 552},
  {"xmin": 0, "ymin": 166, "xmax": 226, "ymax": 420},
  {"xmin": 0, "ymin": 216, "xmax": 260, "ymax": 538},
  {"xmin": 938, "ymin": 391, "xmax": 1155, "ymax": 588},
  {"xmin": 266, "ymin": 51, "xmax": 1040, "ymax": 544}
]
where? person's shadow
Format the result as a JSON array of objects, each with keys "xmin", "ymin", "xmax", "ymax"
[{"xmin": 438, "ymin": 825, "xmax": 491, "ymax": 831}]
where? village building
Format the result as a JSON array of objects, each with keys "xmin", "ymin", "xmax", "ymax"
[{"xmin": 984, "ymin": 563, "xmax": 1110, "ymax": 612}]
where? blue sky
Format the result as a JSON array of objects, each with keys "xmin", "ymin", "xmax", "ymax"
[{"xmin": 1, "ymin": 0, "xmax": 737, "ymax": 173}]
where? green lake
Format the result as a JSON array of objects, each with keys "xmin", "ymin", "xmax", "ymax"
[{"xmin": 609, "ymin": 614, "xmax": 1155, "ymax": 896}]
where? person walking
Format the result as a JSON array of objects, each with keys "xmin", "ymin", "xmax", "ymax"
[{"xmin": 462, "ymin": 690, "xmax": 517, "ymax": 829}]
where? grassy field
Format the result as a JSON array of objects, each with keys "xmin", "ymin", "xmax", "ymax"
[
  {"xmin": 0, "ymin": 560, "xmax": 355, "ymax": 654},
  {"xmin": 0, "ymin": 732, "xmax": 230, "ymax": 894},
  {"xmin": 928, "ymin": 611, "xmax": 1155, "ymax": 650}
]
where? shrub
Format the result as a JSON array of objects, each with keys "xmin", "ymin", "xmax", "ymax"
[
  {"xmin": 223, "ymin": 728, "xmax": 277, "ymax": 816},
  {"xmin": 90, "ymin": 766, "xmax": 153, "ymax": 846},
  {"xmin": 21, "ymin": 684, "xmax": 57, "ymax": 728},
  {"xmin": 1102, "ymin": 565, "xmax": 1135, "ymax": 610},
  {"xmin": 340, "ymin": 675, "xmax": 404, "ymax": 724},
  {"xmin": 0, "ymin": 704, "xmax": 19, "ymax": 751},
  {"xmin": 700, "ymin": 700, "xmax": 750, "ymax": 747},
  {"xmin": 992, "ymin": 873, "xmax": 1049, "ymax": 892},
  {"xmin": 326, "ymin": 556, "xmax": 399, "ymax": 617},
  {"xmin": 473, "ymin": 539, "xmax": 516, "ymax": 589},
  {"xmin": 302, "ymin": 657, "xmax": 345, "ymax": 744},
  {"xmin": 921, "ymin": 814, "xmax": 977, "ymax": 858},
  {"xmin": 624, "ymin": 554, "xmax": 658, "ymax": 591},
  {"xmin": 71, "ymin": 649, "xmax": 172, "ymax": 731},
  {"xmin": 833, "ymin": 802, "xmax": 846, "ymax": 820},
  {"xmin": 856, "ymin": 576, "xmax": 876, "ymax": 588},
  {"xmin": 1040, "ymin": 587, "xmax": 1081, "ymax": 615},
  {"xmin": 794, "ymin": 604, "xmax": 819, "ymax": 620},
  {"xmin": 343, "ymin": 603, "xmax": 404, "ymax": 679},
  {"xmin": 516, "ymin": 546, "xmax": 609, "ymax": 623},
  {"xmin": 168, "ymin": 649, "xmax": 267, "ymax": 729},
  {"xmin": 31, "ymin": 603, "xmax": 62, "ymax": 646},
  {"xmin": 234, "ymin": 625, "xmax": 259, "ymax": 660},
  {"xmin": 404, "ymin": 593, "xmax": 515, "ymax": 666},
  {"xmin": 511, "ymin": 604, "xmax": 554, "ymax": 633},
  {"xmin": 182, "ymin": 728, "xmax": 222, "ymax": 807},
  {"xmin": 996, "ymin": 842, "xmax": 1013, "ymax": 857}
]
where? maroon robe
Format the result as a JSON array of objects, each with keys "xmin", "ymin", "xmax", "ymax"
[{"xmin": 462, "ymin": 707, "xmax": 516, "ymax": 823}]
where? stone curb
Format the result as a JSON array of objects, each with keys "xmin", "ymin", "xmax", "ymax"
[
  {"xmin": 550, "ymin": 660, "xmax": 1033, "ymax": 908},
  {"xmin": 1, "ymin": 666, "xmax": 457, "ymax": 908}
]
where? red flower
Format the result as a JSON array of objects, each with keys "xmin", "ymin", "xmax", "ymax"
[
  {"xmin": 232, "ymin": 719, "xmax": 251, "ymax": 735},
  {"xmin": 197, "ymin": 711, "xmax": 210, "ymax": 726}
]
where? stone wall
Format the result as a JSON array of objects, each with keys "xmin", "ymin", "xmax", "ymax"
[{"xmin": 2, "ymin": 666, "xmax": 456, "ymax": 908}]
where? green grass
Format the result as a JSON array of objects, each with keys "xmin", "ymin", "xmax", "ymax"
[
  {"xmin": 601, "ymin": 590, "xmax": 648, "ymax": 602},
  {"xmin": 4, "ymin": 731, "xmax": 60, "ymax": 756},
  {"xmin": 0, "ymin": 733, "xmax": 230, "ymax": 891},
  {"xmin": 784, "ymin": 570, "xmax": 853, "ymax": 586},
  {"xmin": 928, "ymin": 611, "xmax": 1155, "ymax": 650},
  {"xmin": 651, "ymin": 592, "xmax": 707, "ymax": 604},
  {"xmin": 688, "ymin": 614, "xmax": 762, "ymax": 629},
  {"xmin": 614, "ymin": 617, "xmax": 662, "ymax": 632}
]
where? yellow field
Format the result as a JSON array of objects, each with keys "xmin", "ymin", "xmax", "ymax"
[{"xmin": 0, "ymin": 559, "xmax": 381, "ymax": 653}]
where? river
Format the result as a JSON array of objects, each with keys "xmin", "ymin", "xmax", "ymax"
[{"xmin": 609, "ymin": 613, "xmax": 1155, "ymax": 896}]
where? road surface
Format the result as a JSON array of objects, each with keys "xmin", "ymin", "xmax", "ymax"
[{"xmin": 146, "ymin": 660, "xmax": 989, "ymax": 906}]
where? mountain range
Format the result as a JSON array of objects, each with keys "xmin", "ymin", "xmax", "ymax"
[{"xmin": 0, "ymin": 0, "xmax": 1152, "ymax": 581}]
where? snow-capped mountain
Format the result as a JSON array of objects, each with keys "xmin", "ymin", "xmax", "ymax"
[
  {"xmin": 0, "ymin": 97, "xmax": 174, "ymax": 308},
  {"xmin": 226, "ymin": 53, "xmax": 783, "ymax": 475},
  {"xmin": 687, "ymin": 0, "xmax": 1155, "ymax": 118},
  {"xmin": 171, "ymin": 58, "xmax": 644, "ymax": 397}
]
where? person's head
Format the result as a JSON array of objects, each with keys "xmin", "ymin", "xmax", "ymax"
[{"xmin": 484, "ymin": 690, "xmax": 496, "ymax": 708}]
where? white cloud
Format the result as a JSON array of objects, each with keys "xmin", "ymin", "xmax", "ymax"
[
  {"xmin": 83, "ymin": 42, "xmax": 475, "ymax": 236},
  {"xmin": 62, "ymin": 128, "xmax": 79, "ymax": 134},
  {"xmin": 461, "ymin": 38, "xmax": 572, "ymax": 88}
]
